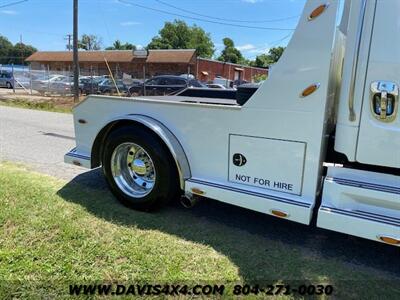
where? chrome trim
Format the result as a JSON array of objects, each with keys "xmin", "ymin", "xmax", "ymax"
[
  {"xmin": 370, "ymin": 81, "xmax": 399, "ymax": 123},
  {"xmin": 348, "ymin": 0, "xmax": 367, "ymax": 122},
  {"xmin": 111, "ymin": 142, "xmax": 156, "ymax": 198}
]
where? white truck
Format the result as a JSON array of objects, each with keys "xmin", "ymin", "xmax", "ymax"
[{"xmin": 65, "ymin": 0, "xmax": 399, "ymax": 246}]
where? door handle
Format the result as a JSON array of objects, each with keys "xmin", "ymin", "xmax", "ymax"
[
  {"xmin": 379, "ymin": 91, "xmax": 387, "ymax": 119},
  {"xmin": 370, "ymin": 81, "xmax": 399, "ymax": 122}
]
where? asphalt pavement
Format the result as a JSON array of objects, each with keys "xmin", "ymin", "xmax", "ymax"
[{"xmin": 0, "ymin": 105, "xmax": 84, "ymax": 180}]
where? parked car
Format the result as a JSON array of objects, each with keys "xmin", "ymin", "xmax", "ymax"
[
  {"xmin": 213, "ymin": 76, "xmax": 233, "ymax": 89},
  {"xmin": 32, "ymin": 75, "xmax": 70, "ymax": 94},
  {"xmin": 0, "ymin": 71, "xmax": 14, "ymax": 89},
  {"xmin": 79, "ymin": 76, "xmax": 104, "ymax": 95},
  {"xmin": 98, "ymin": 79, "xmax": 129, "ymax": 95},
  {"xmin": 206, "ymin": 83, "xmax": 228, "ymax": 89},
  {"xmin": 128, "ymin": 75, "xmax": 206, "ymax": 96},
  {"xmin": 233, "ymin": 79, "xmax": 248, "ymax": 88}
]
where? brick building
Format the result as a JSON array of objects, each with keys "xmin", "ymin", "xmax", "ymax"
[{"xmin": 25, "ymin": 49, "xmax": 267, "ymax": 82}]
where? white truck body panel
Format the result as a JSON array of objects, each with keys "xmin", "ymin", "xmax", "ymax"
[
  {"xmin": 65, "ymin": 0, "xmax": 399, "ymax": 245},
  {"xmin": 335, "ymin": 0, "xmax": 400, "ymax": 168},
  {"xmin": 356, "ymin": 0, "xmax": 400, "ymax": 168},
  {"xmin": 318, "ymin": 167, "xmax": 400, "ymax": 244}
]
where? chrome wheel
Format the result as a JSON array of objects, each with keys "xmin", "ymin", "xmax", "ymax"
[{"xmin": 111, "ymin": 142, "xmax": 156, "ymax": 198}]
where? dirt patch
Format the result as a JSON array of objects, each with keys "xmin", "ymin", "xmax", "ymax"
[{"xmin": 0, "ymin": 88, "xmax": 84, "ymax": 112}]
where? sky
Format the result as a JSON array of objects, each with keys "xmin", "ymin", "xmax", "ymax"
[{"xmin": 0, "ymin": 0, "xmax": 306, "ymax": 59}]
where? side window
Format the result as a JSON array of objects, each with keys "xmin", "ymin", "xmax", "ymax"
[
  {"xmin": 169, "ymin": 78, "xmax": 186, "ymax": 85},
  {"xmin": 176, "ymin": 79, "xmax": 187, "ymax": 86},
  {"xmin": 158, "ymin": 78, "xmax": 169, "ymax": 85},
  {"xmin": 146, "ymin": 78, "xmax": 159, "ymax": 85},
  {"xmin": 189, "ymin": 80, "xmax": 203, "ymax": 87}
]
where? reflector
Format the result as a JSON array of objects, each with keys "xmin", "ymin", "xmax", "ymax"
[
  {"xmin": 308, "ymin": 4, "xmax": 329, "ymax": 21},
  {"xmin": 301, "ymin": 83, "xmax": 320, "ymax": 97}
]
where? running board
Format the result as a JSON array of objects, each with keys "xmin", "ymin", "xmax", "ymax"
[{"xmin": 318, "ymin": 167, "xmax": 400, "ymax": 246}]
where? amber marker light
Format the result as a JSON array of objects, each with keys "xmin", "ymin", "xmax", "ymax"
[
  {"xmin": 191, "ymin": 188, "xmax": 205, "ymax": 195},
  {"xmin": 301, "ymin": 83, "xmax": 320, "ymax": 98},
  {"xmin": 378, "ymin": 235, "xmax": 400, "ymax": 245},
  {"xmin": 308, "ymin": 4, "xmax": 329, "ymax": 21},
  {"xmin": 72, "ymin": 160, "xmax": 82, "ymax": 166},
  {"xmin": 270, "ymin": 209, "xmax": 289, "ymax": 218}
]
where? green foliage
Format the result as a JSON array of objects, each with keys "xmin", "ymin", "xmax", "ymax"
[
  {"xmin": 147, "ymin": 20, "xmax": 214, "ymax": 58},
  {"xmin": 0, "ymin": 35, "xmax": 37, "ymax": 65},
  {"xmin": 106, "ymin": 40, "xmax": 137, "ymax": 50},
  {"xmin": 253, "ymin": 46, "xmax": 285, "ymax": 68},
  {"xmin": 217, "ymin": 38, "xmax": 244, "ymax": 64},
  {"xmin": 78, "ymin": 34, "xmax": 102, "ymax": 50},
  {"xmin": 253, "ymin": 73, "xmax": 268, "ymax": 83}
]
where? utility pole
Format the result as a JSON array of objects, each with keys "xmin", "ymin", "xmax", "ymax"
[
  {"xmin": 73, "ymin": 0, "xmax": 79, "ymax": 102},
  {"xmin": 65, "ymin": 34, "xmax": 72, "ymax": 51},
  {"xmin": 20, "ymin": 34, "xmax": 23, "ymax": 65}
]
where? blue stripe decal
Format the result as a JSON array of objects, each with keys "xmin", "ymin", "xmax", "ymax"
[
  {"xmin": 66, "ymin": 152, "xmax": 90, "ymax": 161},
  {"xmin": 328, "ymin": 177, "xmax": 400, "ymax": 195},
  {"xmin": 320, "ymin": 206, "xmax": 400, "ymax": 227},
  {"xmin": 187, "ymin": 179, "xmax": 311, "ymax": 208},
  {"xmin": 354, "ymin": 209, "xmax": 400, "ymax": 223}
]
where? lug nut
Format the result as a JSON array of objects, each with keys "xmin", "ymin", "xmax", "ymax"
[{"xmin": 129, "ymin": 151, "xmax": 134, "ymax": 155}]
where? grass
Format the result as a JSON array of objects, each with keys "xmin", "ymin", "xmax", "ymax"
[
  {"xmin": 0, "ymin": 98, "xmax": 72, "ymax": 113},
  {"xmin": 0, "ymin": 162, "xmax": 399, "ymax": 299}
]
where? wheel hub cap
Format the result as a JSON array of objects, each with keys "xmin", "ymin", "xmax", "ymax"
[
  {"xmin": 111, "ymin": 143, "xmax": 156, "ymax": 198},
  {"xmin": 131, "ymin": 159, "xmax": 147, "ymax": 175}
]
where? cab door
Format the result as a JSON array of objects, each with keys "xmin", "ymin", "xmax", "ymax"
[{"xmin": 356, "ymin": 0, "xmax": 400, "ymax": 168}]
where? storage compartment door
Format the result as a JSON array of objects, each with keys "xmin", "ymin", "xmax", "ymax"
[{"xmin": 229, "ymin": 135, "xmax": 306, "ymax": 195}]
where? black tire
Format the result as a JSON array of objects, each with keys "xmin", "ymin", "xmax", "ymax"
[
  {"xmin": 102, "ymin": 125, "xmax": 179, "ymax": 211},
  {"xmin": 6, "ymin": 82, "xmax": 12, "ymax": 89}
]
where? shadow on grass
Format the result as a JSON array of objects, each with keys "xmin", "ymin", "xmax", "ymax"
[{"xmin": 57, "ymin": 169, "xmax": 400, "ymax": 287}]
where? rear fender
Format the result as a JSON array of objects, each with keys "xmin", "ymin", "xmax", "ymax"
[{"xmin": 92, "ymin": 114, "xmax": 191, "ymax": 190}]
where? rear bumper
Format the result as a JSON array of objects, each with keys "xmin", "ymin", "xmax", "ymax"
[{"xmin": 64, "ymin": 148, "xmax": 91, "ymax": 168}]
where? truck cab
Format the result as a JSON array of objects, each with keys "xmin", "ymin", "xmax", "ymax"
[{"xmin": 65, "ymin": 0, "xmax": 399, "ymax": 246}]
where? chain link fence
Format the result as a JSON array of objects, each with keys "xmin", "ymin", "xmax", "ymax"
[
  {"xmin": 0, "ymin": 64, "xmax": 204, "ymax": 98},
  {"xmin": 1, "ymin": 63, "xmax": 260, "ymax": 99}
]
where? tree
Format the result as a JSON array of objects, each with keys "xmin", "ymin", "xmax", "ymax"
[
  {"xmin": 147, "ymin": 20, "xmax": 214, "ymax": 58},
  {"xmin": 106, "ymin": 40, "xmax": 137, "ymax": 50},
  {"xmin": 253, "ymin": 46, "xmax": 285, "ymax": 67},
  {"xmin": 9, "ymin": 43, "xmax": 37, "ymax": 65},
  {"xmin": 217, "ymin": 38, "xmax": 244, "ymax": 64},
  {"xmin": 0, "ymin": 36, "xmax": 13, "ymax": 64},
  {"xmin": 78, "ymin": 34, "xmax": 102, "ymax": 50},
  {"xmin": 0, "ymin": 36, "xmax": 37, "ymax": 65}
]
